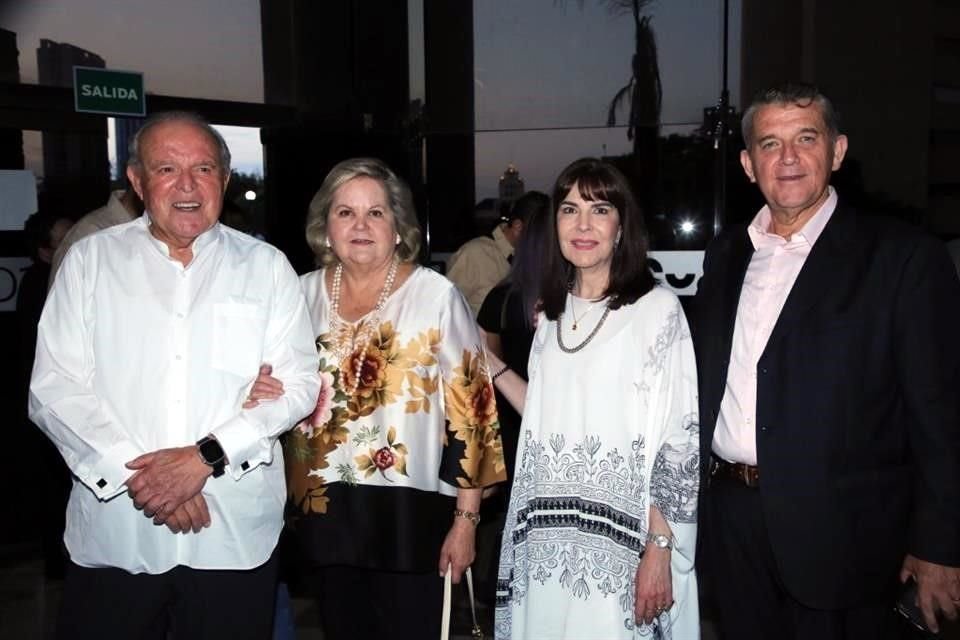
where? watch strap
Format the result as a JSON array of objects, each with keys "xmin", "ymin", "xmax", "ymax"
[
  {"xmin": 646, "ymin": 532, "xmax": 673, "ymax": 550},
  {"xmin": 196, "ymin": 436, "xmax": 226, "ymax": 478}
]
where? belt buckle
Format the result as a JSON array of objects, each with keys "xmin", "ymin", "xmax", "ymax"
[{"xmin": 740, "ymin": 464, "xmax": 759, "ymax": 488}]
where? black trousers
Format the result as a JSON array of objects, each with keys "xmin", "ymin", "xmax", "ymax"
[
  {"xmin": 57, "ymin": 552, "xmax": 278, "ymax": 640},
  {"xmin": 309, "ymin": 565, "xmax": 444, "ymax": 640},
  {"xmin": 703, "ymin": 474, "xmax": 909, "ymax": 640}
]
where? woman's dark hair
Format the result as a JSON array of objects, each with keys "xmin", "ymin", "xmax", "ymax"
[
  {"xmin": 503, "ymin": 191, "xmax": 551, "ymax": 328},
  {"xmin": 541, "ymin": 157, "xmax": 655, "ymax": 319}
]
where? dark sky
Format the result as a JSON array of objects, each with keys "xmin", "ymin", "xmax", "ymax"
[{"xmin": 472, "ymin": 0, "xmax": 741, "ymax": 197}]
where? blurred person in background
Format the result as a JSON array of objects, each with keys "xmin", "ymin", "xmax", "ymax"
[
  {"xmin": 48, "ymin": 187, "xmax": 141, "ymax": 287},
  {"xmin": 477, "ymin": 190, "xmax": 551, "ymax": 483},
  {"xmin": 18, "ymin": 209, "xmax": 73, "ymax": 579},
  {"xmin": 447, "ymin": 197, "xmax": 531, "ymax": 315}
]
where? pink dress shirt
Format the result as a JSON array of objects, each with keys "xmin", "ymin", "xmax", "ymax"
[{"xmin": 711, "ymin": 188, "xmax": 838, "ymax": 465}]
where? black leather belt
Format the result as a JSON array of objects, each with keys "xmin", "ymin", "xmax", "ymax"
[{"xmin": 711, "ymin": 456, "xmax": 760, "ymax": 488}]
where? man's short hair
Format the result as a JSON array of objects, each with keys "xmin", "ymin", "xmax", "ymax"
[
  {"xmin": 741, "ymin": 82, "xmax": 841, "ymax": 147},
  {"xmin": 127, "ymin": 111, "xmax": 232, "ymax": 175}
]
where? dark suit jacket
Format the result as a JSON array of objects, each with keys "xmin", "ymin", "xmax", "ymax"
[{"xmin": 693, "ymin": 203, "xmax": 960, "ymax": 609}]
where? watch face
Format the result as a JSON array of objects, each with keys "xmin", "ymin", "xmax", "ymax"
[
  {"xmin": 199, "ymin": 438, "xmax": 224, "ymax": 464},
  {"xmin": 650, "ymin": 534, "xmax": 671, "ymax": 549}
]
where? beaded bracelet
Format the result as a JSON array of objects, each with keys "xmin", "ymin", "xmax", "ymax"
[
  {"xmin": 491, "ymin": 364, "xmax": 510, "ymax": 381},
  {"xmin": 453, "ymin": 508, "xmax": 481, "ymax": 525}
]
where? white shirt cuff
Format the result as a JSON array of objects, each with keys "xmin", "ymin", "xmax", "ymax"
[
  {"xmin": 83, "ymin": 439, "xmax": 141, "ymax": 500},
  {"xmin": 211, "ymin": 415, "xmax": 271, "ymax": 479}
]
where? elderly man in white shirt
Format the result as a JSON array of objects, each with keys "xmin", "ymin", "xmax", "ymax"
[{"xmin": 30, "ymin": 111, "xmax": 320, "ymax": 640}]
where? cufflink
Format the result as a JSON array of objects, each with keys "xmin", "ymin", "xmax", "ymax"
[
  {"xmin": 241, "ymin": 461, "xmax": 250, "ymax": 471},
  {"xmin": 96, "ymin": 478, "xmax": 107, "ymax": 489}
]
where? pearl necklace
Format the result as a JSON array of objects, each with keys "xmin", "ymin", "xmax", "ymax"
[{"xmin": 330, "ymin": 258, "xmax": 399, "ymax": 396}]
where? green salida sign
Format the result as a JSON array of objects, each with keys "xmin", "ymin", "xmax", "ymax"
[{"xmin": 73, "ymin": 66, "xmax": 145, "ymax": 117}]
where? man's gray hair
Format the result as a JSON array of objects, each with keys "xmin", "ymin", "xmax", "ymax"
[
  {"xmin": 741, "ymin": 82, "xmax": 841, "ymax": 147},
  {"xmin": 127, "ymin": 111, "xmax": 231, "ymax": 174}
]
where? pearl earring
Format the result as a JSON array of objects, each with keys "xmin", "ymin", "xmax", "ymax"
[
  {"xmin": 395, "ymin": 233, "xmax": 401, "ymax": 246},
  {"xmin": 325, "ymin": 237, "xmax": 331, "ymax": 248}
]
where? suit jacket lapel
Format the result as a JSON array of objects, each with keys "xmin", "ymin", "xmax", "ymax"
[{"xmin": 763, "ymin": 205, "xmax": 857, "ymax": 349}]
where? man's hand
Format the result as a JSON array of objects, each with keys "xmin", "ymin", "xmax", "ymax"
[
  {"xmin": 243, "ymin": 364, "xmax": 284, "ymax": 409},
  {"xmin": 901, "ymin": 554, "xmax": 960, "ymax": 633},
  {"xmin": 126, "ymin": 446, "xmax": 213, "ymax": 521},
  {"xmin": 161, "ymin": 494, "xmax": 212, "ymax": 534}
]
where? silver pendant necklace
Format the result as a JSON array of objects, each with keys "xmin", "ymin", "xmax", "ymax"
[
  {"xmin": 557, "ymin": 295, "xmax": 610, "ymax": 353},
  {"xmin": 569, "ymin": 295, "xmax": 600, "ymax": 331}
]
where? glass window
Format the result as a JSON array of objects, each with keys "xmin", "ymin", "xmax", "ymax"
[
  {"xmin": 1, "ymin": 2, "xmax": 263, "ymax": 103},
  {"xmin": 473, "ymin": 0, "xmax": 742, "ymax": 251}
]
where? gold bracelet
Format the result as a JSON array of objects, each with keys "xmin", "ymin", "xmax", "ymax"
[{"xmin": 453, "ymin": 508, "xmax": 481, "ymax": 525}]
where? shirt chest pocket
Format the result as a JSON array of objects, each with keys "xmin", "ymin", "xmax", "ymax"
[{"xmin": 212, "ymin": 302, "xmax": 267, "ymax": 376}]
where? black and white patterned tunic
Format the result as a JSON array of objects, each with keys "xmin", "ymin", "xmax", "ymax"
[{"xmin": 495, "ymin": 287, "xmax": 700, "ymax": 639}]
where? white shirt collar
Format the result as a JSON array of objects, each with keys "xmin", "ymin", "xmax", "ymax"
[
  {"xmin": 748, "ymin": 187, "xmax": 838, "ymax": 249},
  {"xmin": 141, "ymin": 212, "xmax": 222, "ymax": 266}
]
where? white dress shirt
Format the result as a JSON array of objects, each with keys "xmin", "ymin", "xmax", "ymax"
[
  {"xmin": 30, "ymin": 215, "xmax": 320, "ymax": 574},
  {"xmin": 712, "ymin": 188, "xmax": 838, "ymax": 465}
]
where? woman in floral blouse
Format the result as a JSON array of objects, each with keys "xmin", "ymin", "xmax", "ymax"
[{"xmin": 284, "ymin": 157, "xmax": 505, "ymax": 639}]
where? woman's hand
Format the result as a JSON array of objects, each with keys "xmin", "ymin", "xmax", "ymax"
[
  {"xmin": 438, "ymin": 518, "xmax": 476, "ymax": 584},
  {"xmin": 634, "ymin": 545, "xmax": 673, "ymax": 625},
  {"xmin": 243, "ymin": 364, "xmax": 284, "ymax": 408}
]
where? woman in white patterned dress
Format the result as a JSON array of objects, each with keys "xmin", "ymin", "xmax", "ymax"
[{"xmin": 487, "ymin": 158, "xmax": 700, "ymax": 639}]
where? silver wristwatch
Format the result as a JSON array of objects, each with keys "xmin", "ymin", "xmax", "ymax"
[{"xmin": 646, "ymin": 532, "xmax": 673, "ymax": 550}]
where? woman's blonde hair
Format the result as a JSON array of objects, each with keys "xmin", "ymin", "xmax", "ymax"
[{"xmin": 305, "ymin": 158, "xmax": 422, "ymax": 266}]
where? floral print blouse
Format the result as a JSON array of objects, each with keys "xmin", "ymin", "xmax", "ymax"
[{"xmin": 284, "ymin": 266, "xmax": 505, "ymax": 570}]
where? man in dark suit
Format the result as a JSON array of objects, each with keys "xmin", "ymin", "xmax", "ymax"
[{"xmin": 694, "ymin": 82, "xmax": 960, "ymax": 639}]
